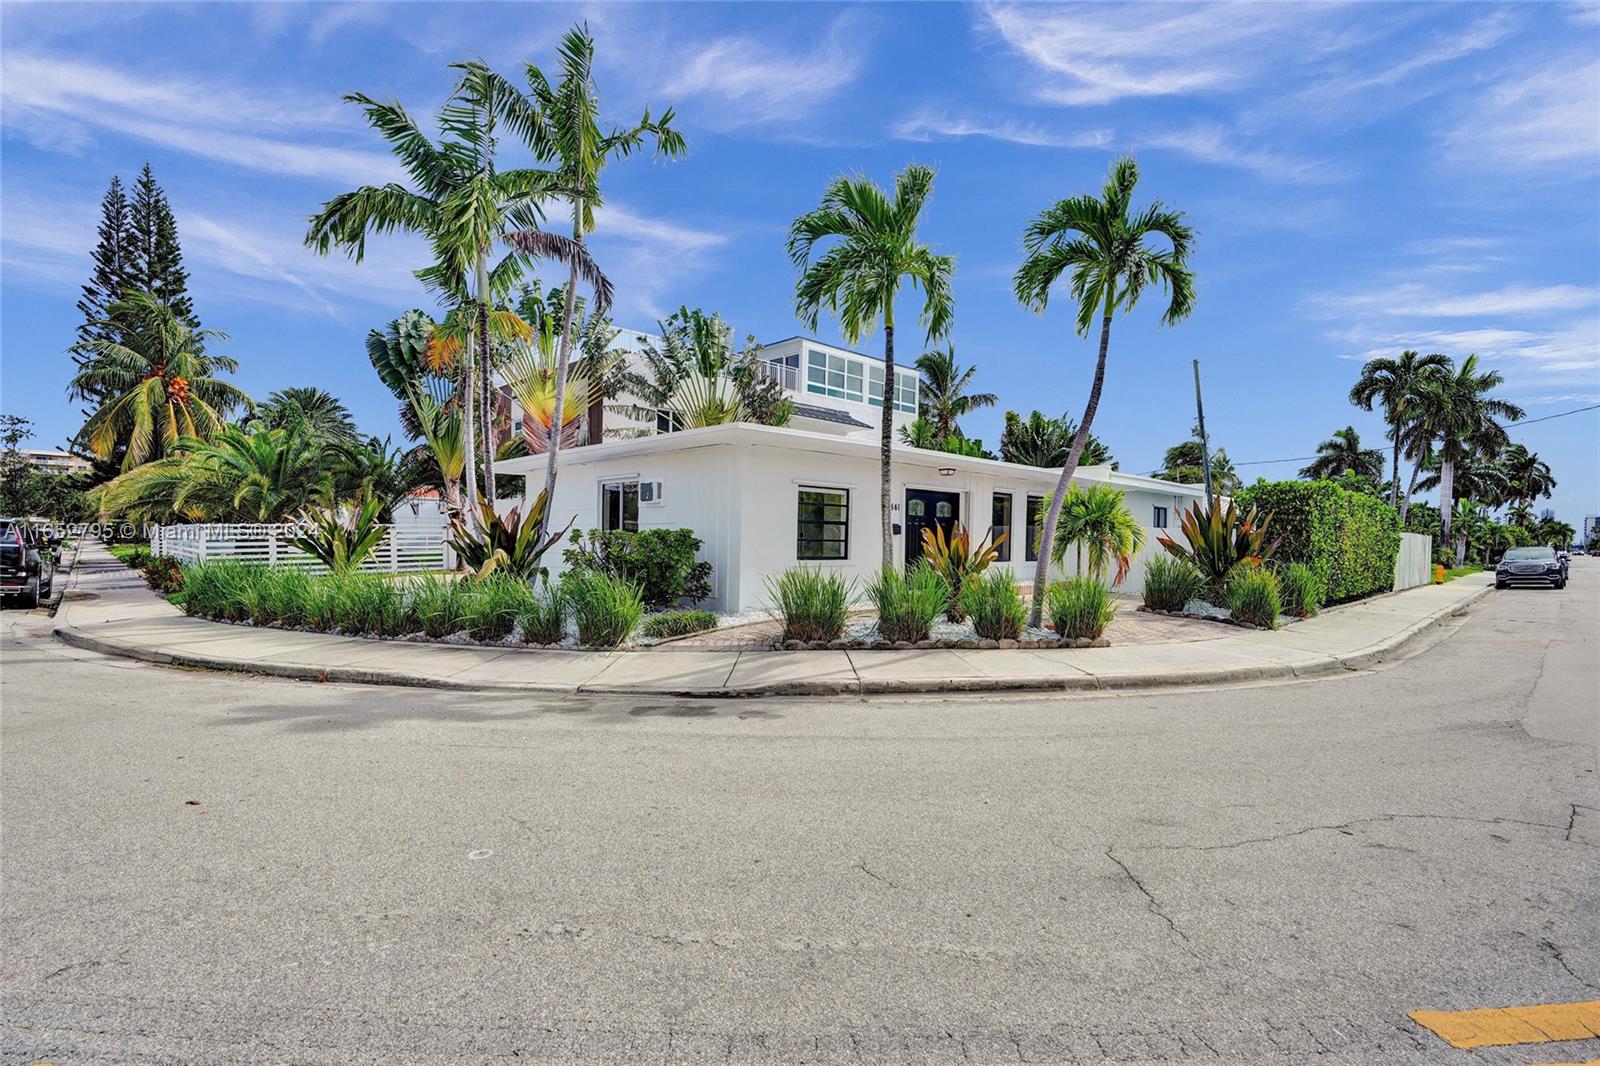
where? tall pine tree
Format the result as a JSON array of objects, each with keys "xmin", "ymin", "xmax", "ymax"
[
  {"xmin": 72, "ymin": 176, "xmax": 134, "ymax": 400},
  {"xmin": 127, "ymin": 162, "xmax": 198, "ymax": 330}
]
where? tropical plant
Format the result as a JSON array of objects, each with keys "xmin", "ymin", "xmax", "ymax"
[
  {"xmin": 288, "ymin": 492, "xmax": 388, "ymax": 574},
  {"xmin": 1014, "ymin": 156, "xmax": 1195, "ymax": 626},
  {"xmin": 1534, "ymin": 517, "xmax": 1575, "ymax": 550},
  {"xmin": 178, "ymin": 560, "xmax": 257, "ymax": 622},
  {"xmin": 516, "ymin": 583, "xmax": 568, "ymax": 644},
  {"xmin": 1155, "ymin": 434, "xmax": 1239, "ymax": 494},
  {"xmin": 70, "ymin": 290, "xmax": 249, "ymax": 470},
  {"xmin": 1274, "ymin": 562, "xmax": 1319, "ymax": 619},
  {"xmin": 1499, "ymin": 443, "xmax": 1556, "ymax": 509},
  {"xmin": 866, "ymin": 563, "xmax": 948, "ymax": 643},
  {"xmin": 1234, "ymin": 480, "xmax": 1399, "ymax": 605},
  {"xmin": 640, "ymin": 609, "xmax": 719, "ymax": 639},
  {"xmin": 766, "ymin": 567, "xmax": 853, "ymax": 644},
  {"xmin": 408, "ymin": 389, "xmax": 467, "ymax": 515},
  {"xmin": 1348, "ymin": 349, "xmax": 1451, "ymax": 510},
  {"xmin": 410, "ymin": 574, "xmax": 468, "ymax": 638},
  {"xmin": 247, "ymin": 387, "xmax": 360, "ymax": 443},
  {"xmin": 563, "ymin": 527, "xmax": 712, "ymax": 609},
  {"xmin": 789, "ymin": 164, "xmax": 955, "ymax": 569},
  {"xmin": 914, "ymin": 344, "xmax": 996, "ymax": 442},
  {"xmin": 1416, "ymin": 451, "xmax": 1510, "ymax": 510},
  {"xmin": 1225, "ymin": 568, "xmax": 1281, "ymax": 629},
  {"xmin": 898, "ymin": 417, "xmax": 991, "ymax": 457},
  {"xmin": 1408, "ymin": 354, "xmax": 1524, "ymax": 565},
  {"xmin": 1300, "ymin": 426, "xmax": 1385, "ymax": 483},
  {"xmin": 1157, "ymin": 498, "xmax": 1278, "ymax": 601},
  {"xmin": 1044, "ymin": 484, "xmax": 1145, "ymax": 586},
  {"xmin": 1141, "ymin": 555, "xmax": 1204, "ymax": 613},
  {"xmin": 306, "ymin": 60, "xmax": 607, "ymax": 518},
  {"xmin": 563, "ymin": 569, "xmax": 645, "ymax": 647},
  {"xmin": 918, "ymin": 522, "xmax": 1005, "ymax": 621},
  {"xmin": 999, "ymin": 410, "xmax": 1113, "ymax": 468},
  {"xmin": 447, "ymin": 492, "xmax": 574, "ymax": 581},
  {"xmin": 958, "ymin": 569, "xmax": 1027, "ymax": 641},
  {"xmin": 1045, "ymin": 578, "xmax": 1115, "ymax": 641},
  {"xmin": 460, "ymin": 573, "xmax": 536, "ymax": 641}
]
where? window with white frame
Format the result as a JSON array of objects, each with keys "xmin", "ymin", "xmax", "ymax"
[
  {"xmin": 807, "ymin": 348, "xmax": 917, "ymax": 413},
  {"xmin": 601, "ymin": 480, "xmax": 639, "ymax": 532}
]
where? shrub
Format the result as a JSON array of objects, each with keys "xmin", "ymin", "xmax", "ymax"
[
  {"xmin": 766, "ymin": 567, "xmax": 852, "ymax": 643},
  {"xmin": 180, "ymin": 560, "xmax": 257, "ymax": 621},
  {"xmin": 1275, "ymin": 562, "xmax": 1319, "ymax": 619},
  {"xmin": 516, "ymin": 584, "xmax": 568, "ymax": 645},
  {"xmin": 640, "ymin": 609, "xmax": 719, "ymax": 639},
  {"xmin": 1157, "ymin": 498, "xmax": 1278, "ymax": 602},
  {"xmin": 958, "ymin": 569, "xmax": 1026, "ymax": 641},
  {"xmin": 288, "ymin": 494, "xmax": 387, "ymax": 574},
  {"xmin": 459, "ymin": 574, "xmax": 534, "ymax": 641},
  {"xmin": 1235, "ymin": 480, "xmax": 1401, "ymax": 605},
  {"xmin": 563, "ymin": 528, "xmax": 713, "ymax": 609},
  {"xmin": 919, "ymin": 523, "xmax": 1004, "ymax": 622},
  {"xmin": 1142, "ymin": 555, "xmax": 1204, "ymax": 613},
  {"xmin": 449, "ymin": 492, "xmax": 573, "ymax": 581},
  {"xmin": 112, "ymin": 544, "xmax": 153, "ymax": 569},
  {"xmin": 409, "ymin": 574, "xmax": 466, "ymax": 638},
  {"xmin": 866, "ymin": 564, "xmax": 948, "ymax": 644},
  {"xmin": 1046, "ymin": 577, "xmax": 1115, "ymax": 641},
  {"xmin": 142, "ymin": 556, "xmax": 185, "ymax": 594},
  {"xmin": 1226, "ymin": 567, "xmax": 1282, "ymax": 629},
  {"xmin": 564, "ymin": 571, "xmax": 644, "ymax": 648}
]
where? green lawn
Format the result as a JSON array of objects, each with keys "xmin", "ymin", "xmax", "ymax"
[{"xmin": 1438, "ymin": 565, "xmax": 1483, "ymax": 582}]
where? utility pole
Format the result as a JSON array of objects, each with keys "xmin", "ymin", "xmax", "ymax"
[{"xmin": 1192, "ymin": 359, "xmax": 1213, "ymax": 502}]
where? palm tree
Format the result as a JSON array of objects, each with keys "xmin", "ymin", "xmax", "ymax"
[
  {"xmin": 248, "ymin": 387, "xmax": 359, "ymax": 443},
  {"xmin": 914, "ymin": 344, "xmax": 996, "ymax": 441},
  {"xmin": 1046, "ymin": 483, "xmax": 1146, "ymax": 587},
  {"xmin": 1300, "ymin": 426, "xmax": 1385, "ymax": 482},
  {"xmin": 1014, "ymin": 156, "xmax": 1195, "ymax": 625},
  {"xmin": 789, "ymin": 164, "xmax": 955, "ymax": 569},
  {"xmin": 1348, "ymin": 350, "xmax": 1450, "ymax": 509},
  {"xmin": 1410, "ymin": 354, "xmax": 1524, "ymax": 565},
  {"xmin": 95, "ymin": 425, "xmax": 334, "ymax": 523},
  {"xmin": 306, "ymin": 60, "xmax": 603, "ymax": 518},
  {"xmin": 491, "ymin": 26, "xmax": 684, "ymax": 526},
  {"xmin": 1500, "ymin": 443, "xmax": 1556, "ymax": 508},
  {"xmin": 999, "ymin": 410, "xmax": 1113, "ymax": 468},
  {"xmin": 1156, "ymin": 437, "xmax": 1238, "ymax": 494},
  {"xmin": 1506, "ymin": 501, "xmax": 1535, "ymax": 530},
  {"xmin": 71, "ymin": 290, "xmax": 250, "ymax": 471},
  {"xmin": 1535, "ymin": 517, "xmax": 1575, "ymax": 550}
]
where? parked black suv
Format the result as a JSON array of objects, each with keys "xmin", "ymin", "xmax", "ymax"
[
  {"xmin": 1495, "ymin": 546, "xmax": 1567, "ymax": 590},
  {"xmin": 1, "ymin": 518, "xmax": 56, "ymax": 607}
]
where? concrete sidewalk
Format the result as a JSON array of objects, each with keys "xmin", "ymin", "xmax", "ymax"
[{"xmin": 54, "ymin": 543, "xmax": 1493, "ymax": 697}]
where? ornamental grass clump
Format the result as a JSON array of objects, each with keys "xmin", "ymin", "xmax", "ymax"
[
  {"xmin": 564, "ymin": 571, "xmax": 644, "ymax": 648},
  {"xmin": 338, "ymin": 573, "xmax": 411, "ymax": 637},
  {"xmin": 1275, "ymin": 562, "xmax": 1320, "ymax": 619},
  {"xmin": 459, "ymin": 574, "xmax": 535, "ymax": 642},
  {"xmin": 1046, "ymin": 577, "xmax": 1115, "ymax": 642},
  {"xmin": 1141, "ymin": 555, "xmax": 1205, "ymax": 613},
  {"xmin": 244, "ymin": 566, "xmax": 314, "ymax": 627},
  {"xmin": 410, "ymin": 574, "xmax": 466, "ymax": 638},
  {"xmin": 866, "ymin": 563, "xmax": 948, "ymax": 644},
  {"xmin": 958, "ymin": 569, "xmax": 1027, "ymax": 641},
  {"xmin": 1226, "ymin": 567, "xmax": 1282, "ymax": 629},
  {"xmin": 515, "ymin": 584, "xmax": 567, "ymax": 645},
  {"xmin": 180, "ymin": 560, "xmax": 256, "ymax": 621},
  {"xmin": 640, "ymin": 609, "xmax": 719, "ymax": 639},
  {"xmin": 766, "ymin": 567, "xmax": 852, "ymax": 643}
]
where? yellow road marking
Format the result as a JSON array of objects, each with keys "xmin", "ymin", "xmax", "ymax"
[
  {"xmin": 1528, "ymin": 1059, "xmax": 1600, "ymax": 1066},
  {"xmin": 1409, "ymin": 1000, "xmax": 1600, "ymax": 1049}
]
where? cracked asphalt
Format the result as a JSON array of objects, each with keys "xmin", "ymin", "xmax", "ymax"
[{"xmin": 2, "ymin": 562, "xmax": 1595, "ymax": 1064}]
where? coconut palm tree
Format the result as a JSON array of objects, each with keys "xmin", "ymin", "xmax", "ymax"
[
  {"xmin": 71, "ymin": 290, "xmax": 250, "ymax": 471},
  {"xmin": 914, "ymin": 344, "xmax": 996, "ymax": 441},
  {"xmin": 1348, "ymin": 350, "xmax": 1450, "ymax": 509},
  {"xmin": 789, "ymin": 163, "xmax": 955, "ymax": 568},
  {"xmin": 1014, "ymin": 155, "xmax": 1195, "ymax": 626},
  {"xmin": 999, "ymin": 410, "xmax": 1113, "ymax": 468},
  {"xmin": 1046, "ymin": 483, "xmax": 1146, "ymax": 587},
  {"xmin": 1500, "ymin": 443, "xmax": 1556, "ymax": 508},
  {"xmin": 1300, "ymin": 426, "xmax": 1385, "ymax": 482},
  {"xmin": 1410, "ymin": 355, "xmax": 1524, "ymax": 565},
  {"xmin": 248, "ymin": 387, "xmax": 360, "ymax": 443},
  {"xmin": 306, "ymin": 60, "xmax": 605, "ymax": 517}
]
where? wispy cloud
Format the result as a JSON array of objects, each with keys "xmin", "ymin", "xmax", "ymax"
[
  {"xmin": 1316, "ymin": 282, "xmax": 1599, "ymax": 319},
  {"xmin": 1134, "ymin": 123, "xmax": 1336, "ymax": 183},
  {"xmin": 1335, "ymin": 323, "xmax": 1600, "ymax": 376},
  {"xmin": 0, "ymin": 52, "xmax": 397, "ymax": 185},
  {"xmin": 587, "ymin": 202, "xmax": 731, "ymax": 323},
  {"xmin": 1437, "ymin": 52, "xmax": 1600, "ymax": 175},
  {"xmin": 892, "ymin": 110, "xmax": 1112, "ymax": 149}
]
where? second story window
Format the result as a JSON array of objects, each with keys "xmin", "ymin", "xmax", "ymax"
[{"xmin": 807, "ymin": 348, "xmax": 864, "ymax": 403}]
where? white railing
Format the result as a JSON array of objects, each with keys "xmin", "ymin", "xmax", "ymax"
[
  {"xmin": 756, "ymin": 359, "xmax": 800, "ymax": 391},
  {"xmin": 149, "ymin": 523, "xmax": 453, "ymax": 574}
]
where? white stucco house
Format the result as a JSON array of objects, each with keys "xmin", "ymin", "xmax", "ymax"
[{"xmin": 496, "ymin": 336, "xmax": 1207, "ymax": 612}]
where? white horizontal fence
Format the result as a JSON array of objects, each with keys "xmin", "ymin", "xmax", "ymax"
[
  {"xmin": 1393, "ymin": 531, "xmax": 1432, "ymax": 591},
  {"xmin": 149, "ymin": 523, "xmax": 452, "ymax": 575}
]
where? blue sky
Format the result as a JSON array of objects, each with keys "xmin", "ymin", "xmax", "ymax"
[{"xmin": 3, "ymin": 2, "xmax": 1597, "ymax": 523}]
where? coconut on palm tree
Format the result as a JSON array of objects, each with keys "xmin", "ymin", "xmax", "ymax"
[
  {"xmin": 1013, "ymin": 155, "xmax": 1195, "ymax": 626},
  {"xmin": 914, "ymin": 344, "xmax": 996, "ymax": 442},
  {"xmin": 1348, "ymin": 350, "xmax": 1450, "ymax": 509},
  {"xmin": 1045, "ymin": 484, "xmax": 1145, "ymax": 587},
  {"xmin": 1300, "ymin": 426, "xmax": 1385, "ymax": 483},
  {"xmin": 71, "ymin": 290, "xmax": 250, "ymax": 471},
  {"xmin": 1410, "ymin": 355, "xmax": 1524, "ymax": 565},
  {"xmin": 789, "ymin": 164, "xmax": 956, "ymax": 569}
]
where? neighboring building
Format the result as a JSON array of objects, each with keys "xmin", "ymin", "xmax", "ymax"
[
  {"xmin": 21, "ymin": 449, "xmax": 93, "ymax": 476},
  {"xmin": 496, "ymin": 337, "xmax": 1205, "ymax": 612},
  {"xmin": 1581, "ymin": 514, "xmax": 1600, "ymax": 547}
]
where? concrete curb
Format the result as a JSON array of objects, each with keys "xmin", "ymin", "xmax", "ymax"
[{"xmin": 54, "ymin": 579, "xmax": 1491, "ymax": 698}]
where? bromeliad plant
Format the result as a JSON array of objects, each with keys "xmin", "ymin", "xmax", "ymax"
[
  {"xmin": 288, "ymin": 492, "xmax": 388, "ymax": 574},
  {"xmin": 919, "ymin": 522, "xmax": 1005, "ymax": 622},
  {"xmin": 447, "ymin": 491, "xmax": 574, "ymax": 581},
  {"xmin": 1157, "ymin": 498, "xmax": 1279, "ymax": 602}
]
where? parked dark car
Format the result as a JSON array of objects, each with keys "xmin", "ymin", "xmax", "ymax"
[
  {"xmin": 1495, "ymin": 546, "xmax": 1567, "ymax": 590},
  {"xmin": 1, "ymin": 517, "xmax": 56, "ymax": 607}
]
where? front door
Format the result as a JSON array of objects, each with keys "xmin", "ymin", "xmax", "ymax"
[{"xmin": 905, "ymin": 489, "xmax": 960, "ymax": 567}]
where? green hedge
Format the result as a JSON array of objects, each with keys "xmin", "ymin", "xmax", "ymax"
[
  {"xmin": 1235, "ymin": 480, "xmax": 1401, "ymax": 604},
  {"xmin": 563, "ymin": 528, "xmax": 712, "ymax": 609}
]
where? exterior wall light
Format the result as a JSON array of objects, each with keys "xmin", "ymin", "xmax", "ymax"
[{"xmin": 938, "ymin": 467, "xmax": 956, "ymax": 477}]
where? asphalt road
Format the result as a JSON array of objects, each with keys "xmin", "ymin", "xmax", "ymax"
[{"xmin": 2, "ymin": 563, "xmax": 1596, "ymax": 1064}]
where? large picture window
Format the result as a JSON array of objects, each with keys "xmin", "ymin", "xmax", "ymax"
[
  {"xmin": 992, "ymin": 493, "xmax": 1013, "ymax": 562},
  {"xmin": 1025, "ymin": 495, "xmax": 1044, "ymax": 562},
  {"xmin": 601, "ymin": 480, "xmax": 639, "ymax": 532},
  {"xmin": 797, "ymin": 486, "xmax": 849, "ymax": 559}
]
